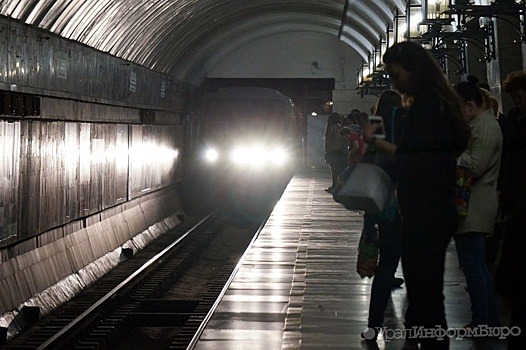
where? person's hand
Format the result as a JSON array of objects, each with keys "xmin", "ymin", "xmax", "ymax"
[{"xmin": 362, "ymin": 121, "xmax": 379, "ymax": 143}]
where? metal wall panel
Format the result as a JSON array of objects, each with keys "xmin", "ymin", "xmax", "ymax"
[
  {"xmin": 19, "ymin": 121, "xmax": 42, "ymax": 238},
  {"xmin": 39, "ymin": 97, "xmax": 142, "ymax": 123},
  {"xmin": 0, "ymin": 121, "xmax": 20, "ymax": 242},
  {"xmin": 102, "ymin": 123, "xmax": 128, "ymax": 209},
  {"xmin": 78, "ymin": 122, "xmax": 91, "ymax": 217},
  {"xmin": 38, "ymin": 121, "xmax": 65, "ymax": 232},
  {"xmin": 64, "ymin": 122, "xmax": 80, "ymax": 221},
  {"xmin": 1, "ymin": 16, "xmax": 189, "ymax": 114},
  {"xmin": 87, "ymin": 124, "xmax": 104, "ymax": 215},
  {"xmin": 39, "ymin": 98, "xmax": 78, "ymax": 120},
  {"xmin": 8, "ymin": 23, "xmax": 28, "ymax": 86},
  {"xmin": 0, "ymin": 118, "xmax": 182, "ymax": 246},
  {"xmin": 0, "ymin": 21, "xmax": 9, "ymax": 86},
  {"xmin": 53, "ymin": 42, "xmax": 74, "ymax": 93},
  {"xmin": 129, "ymin": 124, "xmax": 180, "ymax": 199},
  {"xmin": 173, "ymin": 124, "xmax": 184, "ymax": 182},
  {"xmin": 0, "ymin": 15, "xmax": 187, "ymax": 248},
  {"xmin": 26, "ymin": 26, "xmax": 41, "ymax": 88}
]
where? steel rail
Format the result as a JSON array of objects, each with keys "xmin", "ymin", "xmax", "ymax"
[
  {"xmin": 36, "ymin": 213, "xmax": 214, "ymax": 350},
  {"xmin": 185, "ymin": 208, "xmax": 273, "ymax": 349}
]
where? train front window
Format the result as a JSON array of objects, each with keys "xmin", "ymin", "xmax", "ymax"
[
  {"xmin": 198, "ymin": 88, "xmax": 296, "ymax": 168},
  {"xmin": 202, "ymin": 98, "xmax": 287, "ymax": 139}
]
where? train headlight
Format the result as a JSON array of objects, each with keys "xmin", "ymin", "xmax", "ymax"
[
  {"xmin": 251, "ymin": 146, "xmax": 267, "ymax": 167},
  {"xmin": 230, "ymin": 145, "xmax": 289, "ymax": 167},
  {"xmin": 231, "ymin": 147, "xmax": 251, "ymax": 164},
  {"xmin": 204, "ymin": 147, "xmax": 219, "ymax": 163},
  {"xmin": 270, "ymin": 148, "xmax": 288, "ymax": 165}
]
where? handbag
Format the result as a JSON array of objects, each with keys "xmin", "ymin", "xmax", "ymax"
[
  {"xmin": 356, "ymin": 232, "xmax": 379, "ymax": 278},
  {"xmin": 333, "ymin": 163, "xmax": 393, "ymax": 214},
  {"xmin": 454, "ymin": 165, "xmax": 476, "ymax": 216}
]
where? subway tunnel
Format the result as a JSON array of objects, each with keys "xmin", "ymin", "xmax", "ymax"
[{"xmin": 0, "ymin": 0, "xmax": 524, "ymax": 345}]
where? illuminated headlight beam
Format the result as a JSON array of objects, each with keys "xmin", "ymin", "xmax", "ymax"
[
  {"xmin": 231, "ymin": 147, "xmax": 251, "ymax": 164},
  {"xmin": 231, "ymin": 145, "xmax": 289, "ymax": 167},
  {"xmin": 204, "ymin": 148, "xmax": 219, "ymax": 163},
  {"xmin": 270, "ymin": 148, "xmax": 288, "ymax": 165}
]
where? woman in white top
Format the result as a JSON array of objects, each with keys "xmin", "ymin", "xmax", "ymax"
[{"xmin": 453, "ymin": 81, "xmax": 503, "ymax": 327}]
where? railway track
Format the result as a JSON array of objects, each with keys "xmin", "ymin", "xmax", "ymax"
[{"xmin": 3, "ymin": 209, "xmax": 270, "ymax": 350}]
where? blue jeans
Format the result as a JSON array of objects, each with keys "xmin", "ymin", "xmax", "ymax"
[
  {"xmin": 366, "ymin": 212, "xmax": 402, "ymax": 328},
  {"xmin": 454, "ymin": 232, "xmax": 501, "ymax": 326}
]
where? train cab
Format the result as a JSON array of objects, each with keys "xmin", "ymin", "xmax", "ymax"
[
  {"xmin": 197, "ymin": 87, "xmax": 298, "ymax": 172},
  {"xmin": 191, "ymin": 87, "xmax": 301, "ymax": 217}
]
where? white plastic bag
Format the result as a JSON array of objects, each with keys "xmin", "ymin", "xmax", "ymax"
[{"xmin": 334, "ymin": 163, "xmax": 393, "ymax": 214}]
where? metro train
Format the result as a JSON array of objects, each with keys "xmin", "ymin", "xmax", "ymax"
[
  {"xmin": 197, "ymin": 86, "xmax": 302, "ymax": 170},
  {"xmin": 188, "ymin": 86, "xmax": 304, "ymax": 217}
]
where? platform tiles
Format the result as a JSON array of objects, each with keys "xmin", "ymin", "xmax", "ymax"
[{"xmin": 193, "ymin": 170, "xmax": 509, "ymax": 350}]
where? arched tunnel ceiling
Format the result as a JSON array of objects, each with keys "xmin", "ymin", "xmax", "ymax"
[{"xmin": 1, "ymin": 0, "xmax": 405, "ymax": 86}]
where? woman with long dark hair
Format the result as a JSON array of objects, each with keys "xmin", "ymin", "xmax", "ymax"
[
  {"xmin": 361, "ymin": 90, "xmax": 404, "ymax": 341},
  {"xmin": 362, "ymin": 41, "xmax": 470, "ymax": 349}
]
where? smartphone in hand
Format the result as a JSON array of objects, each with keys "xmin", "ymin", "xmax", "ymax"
[{"xmin": 368, "ymin": 115, "xmax": 386, "ymax": 139}]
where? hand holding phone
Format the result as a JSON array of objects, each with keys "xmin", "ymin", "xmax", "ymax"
[{"xmin": 367, "ymin": 116, "xmax": 386, "ymax": 139}]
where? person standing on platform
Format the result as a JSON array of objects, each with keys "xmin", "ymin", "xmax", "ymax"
[
  {"xmin": 361, "ymin": 89, "xmax": 405, "ymax": 341},
  {"xmin": 453, "ymin": 81, "xmax": 502, "ymax": 329},
  {"xmin": 335, "ymin": 112, "xmax": 367, "ymax": 189},
  {"xmin": 362, "ymin": 41, "xmax": 470, "ymax": 349},
  {"xmin": 494, "ymin": 70, "xmax": 526, "ymax": 349},
  {"xmin": 338, "ymin": 124, "xmax": 364, "ymax": 170},
  {"xmin": 323, "ymin": 112, "xmax": 347, "ymax": 193}
]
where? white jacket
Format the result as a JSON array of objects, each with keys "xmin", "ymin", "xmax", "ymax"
[{"xmin": 457, "ymin": 109, "xmax": 503, "ymax": 234}]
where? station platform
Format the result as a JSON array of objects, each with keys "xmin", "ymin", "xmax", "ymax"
[{"xmin": 192, "ymin": 169, "xmax": 509, "ymax": 350}]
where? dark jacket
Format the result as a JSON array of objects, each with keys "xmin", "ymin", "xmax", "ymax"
[{"xmin": 394, "ymin": 90, "xmax": 459, "ymax": 224}]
